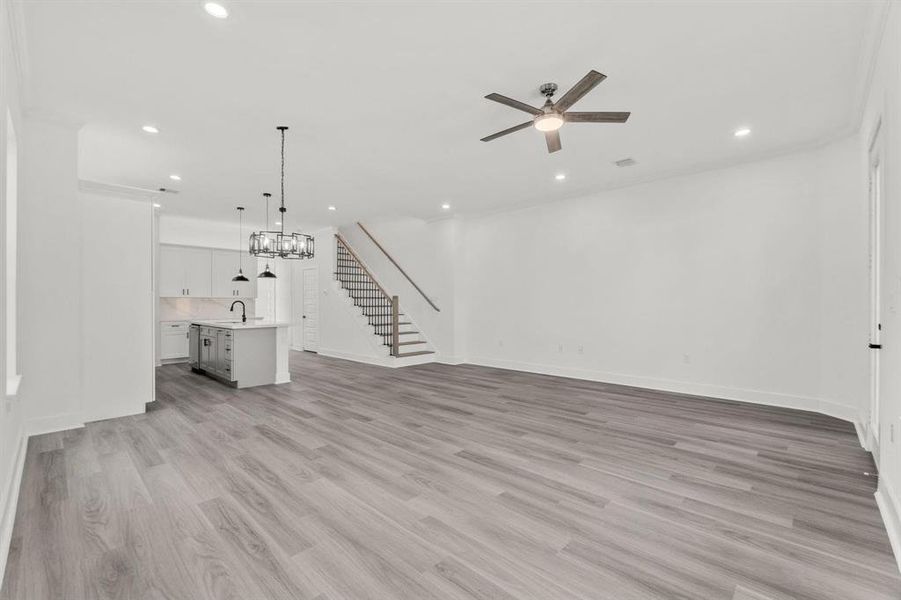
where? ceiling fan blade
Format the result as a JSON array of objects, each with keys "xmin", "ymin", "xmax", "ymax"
[
  {"xmin": 484, "ymin": 93, "xmax": 542, "ymax": 116},
  {"xmin": 480, "ymin": 121, "xmax": 533, "ymax": 142},
  {"xmin": 564, "ymin": 111, "xmax": 630, "ymax": 123},
  {"xmin": 545, "ymin": 130, "xmax": 561, "ymax": 153},
  {"xmin": 554, "ymin": 70, "xmax": 607, "ymax": 112}
]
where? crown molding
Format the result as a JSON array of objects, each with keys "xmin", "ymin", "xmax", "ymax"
[{"xmin": 79, "ymin": 179, "xmax": 165, "ymax": 201}]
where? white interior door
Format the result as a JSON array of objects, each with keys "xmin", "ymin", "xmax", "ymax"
[
  {"xmin": 302, "ymin": 267, "xmax": 319, "ymax": 352},
  {"xmin": 868, "ymin": 127, "xmax": 883, "ymax": 459}
]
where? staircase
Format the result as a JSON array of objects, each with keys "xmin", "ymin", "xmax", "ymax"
[{"xmin": 334, "ymin": 235, "xmax": 434, "ymax": 359}]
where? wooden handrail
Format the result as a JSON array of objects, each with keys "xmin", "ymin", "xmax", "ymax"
[
  {"xmin": 334, "ymin": 233, "xmax": 392, "ymax": 299},
  {"xmin": 356, "ymin": 222, "xmax": 441, "ymax": 312}
]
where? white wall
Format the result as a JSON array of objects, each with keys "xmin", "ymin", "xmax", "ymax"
[
  {"xmin": 462, "ymin": 137, "xmax": 867, "ymax": 422},
  {"xmin": 159, "ymin": 213, "xmax": 243, "ymax": 249},
  {"xmin": 860, "ymin": 1, "xmax": 901, "ymax": 570},
  {"xmin": 0, "ymin": 0, "xmax": 26, "ymax": 587},
  {"xmin": 80, "ymin": 192, "xmax": 153, "ymax": 422},
  {"xmin": 19, "ymin": 118, "xmax": 83, "ymax": 433}
]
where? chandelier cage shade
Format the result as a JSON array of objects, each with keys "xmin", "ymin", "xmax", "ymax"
[
  {"xmin": 248, "ymin": 126, "xmax": 315, "ymax": 261},
  {"xmin": 232, "ymin": 206, "xmax": 250, "ymax": 282}
]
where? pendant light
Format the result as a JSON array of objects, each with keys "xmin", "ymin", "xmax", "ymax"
[
  {"xmin": 248, "ymin": 192, "xmax": 278, "ymax": 278},
  {"xmin": 259, "ymin": 263, "xmax": 277, "ymax": 279},
  {"xmin": 232, "ymin": 207, "xmax": 250, "ymax": 282},
  {"xmin": 249, "ymin": 125, "xmax": 314, "ymax": 261}
]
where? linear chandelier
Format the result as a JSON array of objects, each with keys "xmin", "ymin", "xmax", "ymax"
[{"xmin": 249, "ymin": 125, "xmax": 315, "ymax": 261}]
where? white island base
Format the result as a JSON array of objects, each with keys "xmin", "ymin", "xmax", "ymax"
[{"xmin": 189, "ymin": 320, "xmax": 290, "ymax": 388}]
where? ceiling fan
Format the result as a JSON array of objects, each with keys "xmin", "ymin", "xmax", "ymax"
[{"xmin": 480, "ymin": 70, "xmax": 630, "ymax": 153}]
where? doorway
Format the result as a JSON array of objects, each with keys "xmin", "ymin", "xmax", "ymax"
[{"xmin": 868, "ymin": 122, "xmax": 883, "ymax": 462}]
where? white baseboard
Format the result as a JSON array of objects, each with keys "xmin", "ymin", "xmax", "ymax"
[
  {"xmin": 466, "ymin": 356, "xmax": 859, "ymax": 423},
  {"xmin": 436, "ymin": 354, "xmax": 465, "ymax": 365},
  {"xmin": 26, "ymin": 412, "xmax": 84, "ymax": 437},
  {"xmin": 318, "ymin": 348, "xmax": 437, "ymax": 368},
  {"xmin": 876, "ymin": 480, "xmax": 901, "ymax": 574},
  {"xmin": 0, "ymin": 433, "xmax": 27, "ymax": 592},
  {"xmin": 853, "ymin": 419, "xmax": 868, "ymax": 451},
  {"xmin": 318, "ymin": 348, "xmax": 393, "ymax": 368}
]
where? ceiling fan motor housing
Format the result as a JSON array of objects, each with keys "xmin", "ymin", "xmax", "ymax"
[{"xmin": 539, "ymin": 82, "xmax": 558, "ymax": 98}]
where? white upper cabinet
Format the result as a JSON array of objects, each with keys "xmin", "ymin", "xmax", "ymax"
[
  {"xmin": 159, "ymin": 245, "xmax": 186, "ymax": 297},
  {"xmin": 183, "ymin": 247, "xmax": 213, "ymax": 297},
  {"xmin": 211, "ymin": 249, "xmax": 256, "ymax": 298},
  {"xmin": 161, "ymin": 244, "xmax": 256, "ymax": 299},
  {"xmin": 159, "ymin": 245, "xmax": 213, "ymax": 297}
]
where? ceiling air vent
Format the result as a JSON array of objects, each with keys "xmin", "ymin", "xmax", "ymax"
[{"xmin": 614, "ymin": 158, "xmax": 637, "ymax": 167}]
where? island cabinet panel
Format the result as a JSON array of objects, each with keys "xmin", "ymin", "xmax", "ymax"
[{"xmin": 190, "ymin": 322, "xmax": 281, "ymax": 388}]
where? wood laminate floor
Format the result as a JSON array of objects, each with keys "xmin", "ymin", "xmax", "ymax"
[{"xmin": 2, "ymin": 351, "xmax": 898, "ymax": 599}]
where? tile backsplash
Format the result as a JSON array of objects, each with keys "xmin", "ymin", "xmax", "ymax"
[{"xmin": 159, "ymin": 297, "xmax": 256, "ymax": 322}]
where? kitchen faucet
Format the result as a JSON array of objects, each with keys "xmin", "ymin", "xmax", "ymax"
[{"xmin": 230, "ymin": 300, "xmax": 247, "ymax": 323}]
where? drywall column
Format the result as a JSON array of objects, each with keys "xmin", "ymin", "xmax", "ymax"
[
  {"xmin": 0, "ymin": 0, "xmax": 26, "ymax": 584},
  {"xmin": 18, "ymin": 117, "xmax": 83, "ymax": 433}
]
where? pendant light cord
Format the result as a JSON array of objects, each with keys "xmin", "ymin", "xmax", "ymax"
[
  {"xmin": 278, "ymin": 126, "xmax": 288, "ymax": 236},
  {"xmin": 237, "ymin": 207, "xmax": 244, "ymax": 272}
]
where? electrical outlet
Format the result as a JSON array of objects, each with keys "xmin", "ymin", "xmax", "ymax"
[
  {"xmin": 558, "ymin": 344, "xmax": 564, "ymax": 353},
  {"xmin": 578, "ymin": 345, "xmax": 584, "ymax": 355},
  {"xmin": 683, "ymin": 354, "xmax": 691, "ymax": 364},
  {"xmin": 498, "ymin": 340, "xmax": 503, "ymax": 347}
]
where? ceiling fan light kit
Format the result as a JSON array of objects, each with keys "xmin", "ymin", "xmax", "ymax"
[
  {"xmin": 534, "ymin": 113, "xmax": 564, "ymax": 132},
  {"xmin": 481, "ymin": 69, "xmax": 630, "ymax": 153}
]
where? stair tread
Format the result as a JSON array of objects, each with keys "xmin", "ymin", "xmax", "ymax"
[
  {"xmin": 397, "ymin": 331, "xmax": 419, "ymax": 335},
  {"xmin": 395, "ymin": 350, "xmax": 435, "ymax": 357},
  {"xmin": 398, "ymin": 340, "xmax": 426, "ymax": 346}
]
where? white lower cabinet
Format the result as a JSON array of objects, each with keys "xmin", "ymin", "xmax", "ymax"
[{"xmin": 160, "ymin": 321, "xmax": 190, "ymax": 360}]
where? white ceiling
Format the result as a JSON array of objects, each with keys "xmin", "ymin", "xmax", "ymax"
[{"xmin": 23, "ymin": 1, "xmax": 879, "ymax": 230}]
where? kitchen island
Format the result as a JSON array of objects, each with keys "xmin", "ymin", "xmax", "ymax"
[{"xmin": 188, "ymin": 319, "xmax": 290, "ymax": 388}]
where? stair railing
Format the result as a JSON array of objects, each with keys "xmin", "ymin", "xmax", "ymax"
[
  {"xmin": 356, "ymin": 222, "xmax": 440, "ymax": 312},
  {"xmin": 334, "ymin": 234, "xmax": 400, "ymax": 356}
]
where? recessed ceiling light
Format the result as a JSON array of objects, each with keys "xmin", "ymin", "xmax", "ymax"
[
  {"xmin": 555, "ymin": 173, "xmax": 566, "ymax": 181},
  {"xmin": 441, "ymin": 203, "xmax": 451, "ymax": 210},
  {"xmin": 142, "ymin": 125, "xmax": 159, "ymax": 134},
  {"xmin": 328, "ymin": 205, "xmax": 336, "ymax": 211},
  {"xmin": 734, "ymin": 127, "xmax": 751, "ymax": 138},
  {"xmin": 152, "ymin": 203, "xmax": 161, "ymax": 208},
  {"xmin": 169, "ymin": 174, "xmax": 181, "ymax": 181},
  {"xmin": 204, "ymin": 2, "xmax": 228, "ymax": 18}
]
